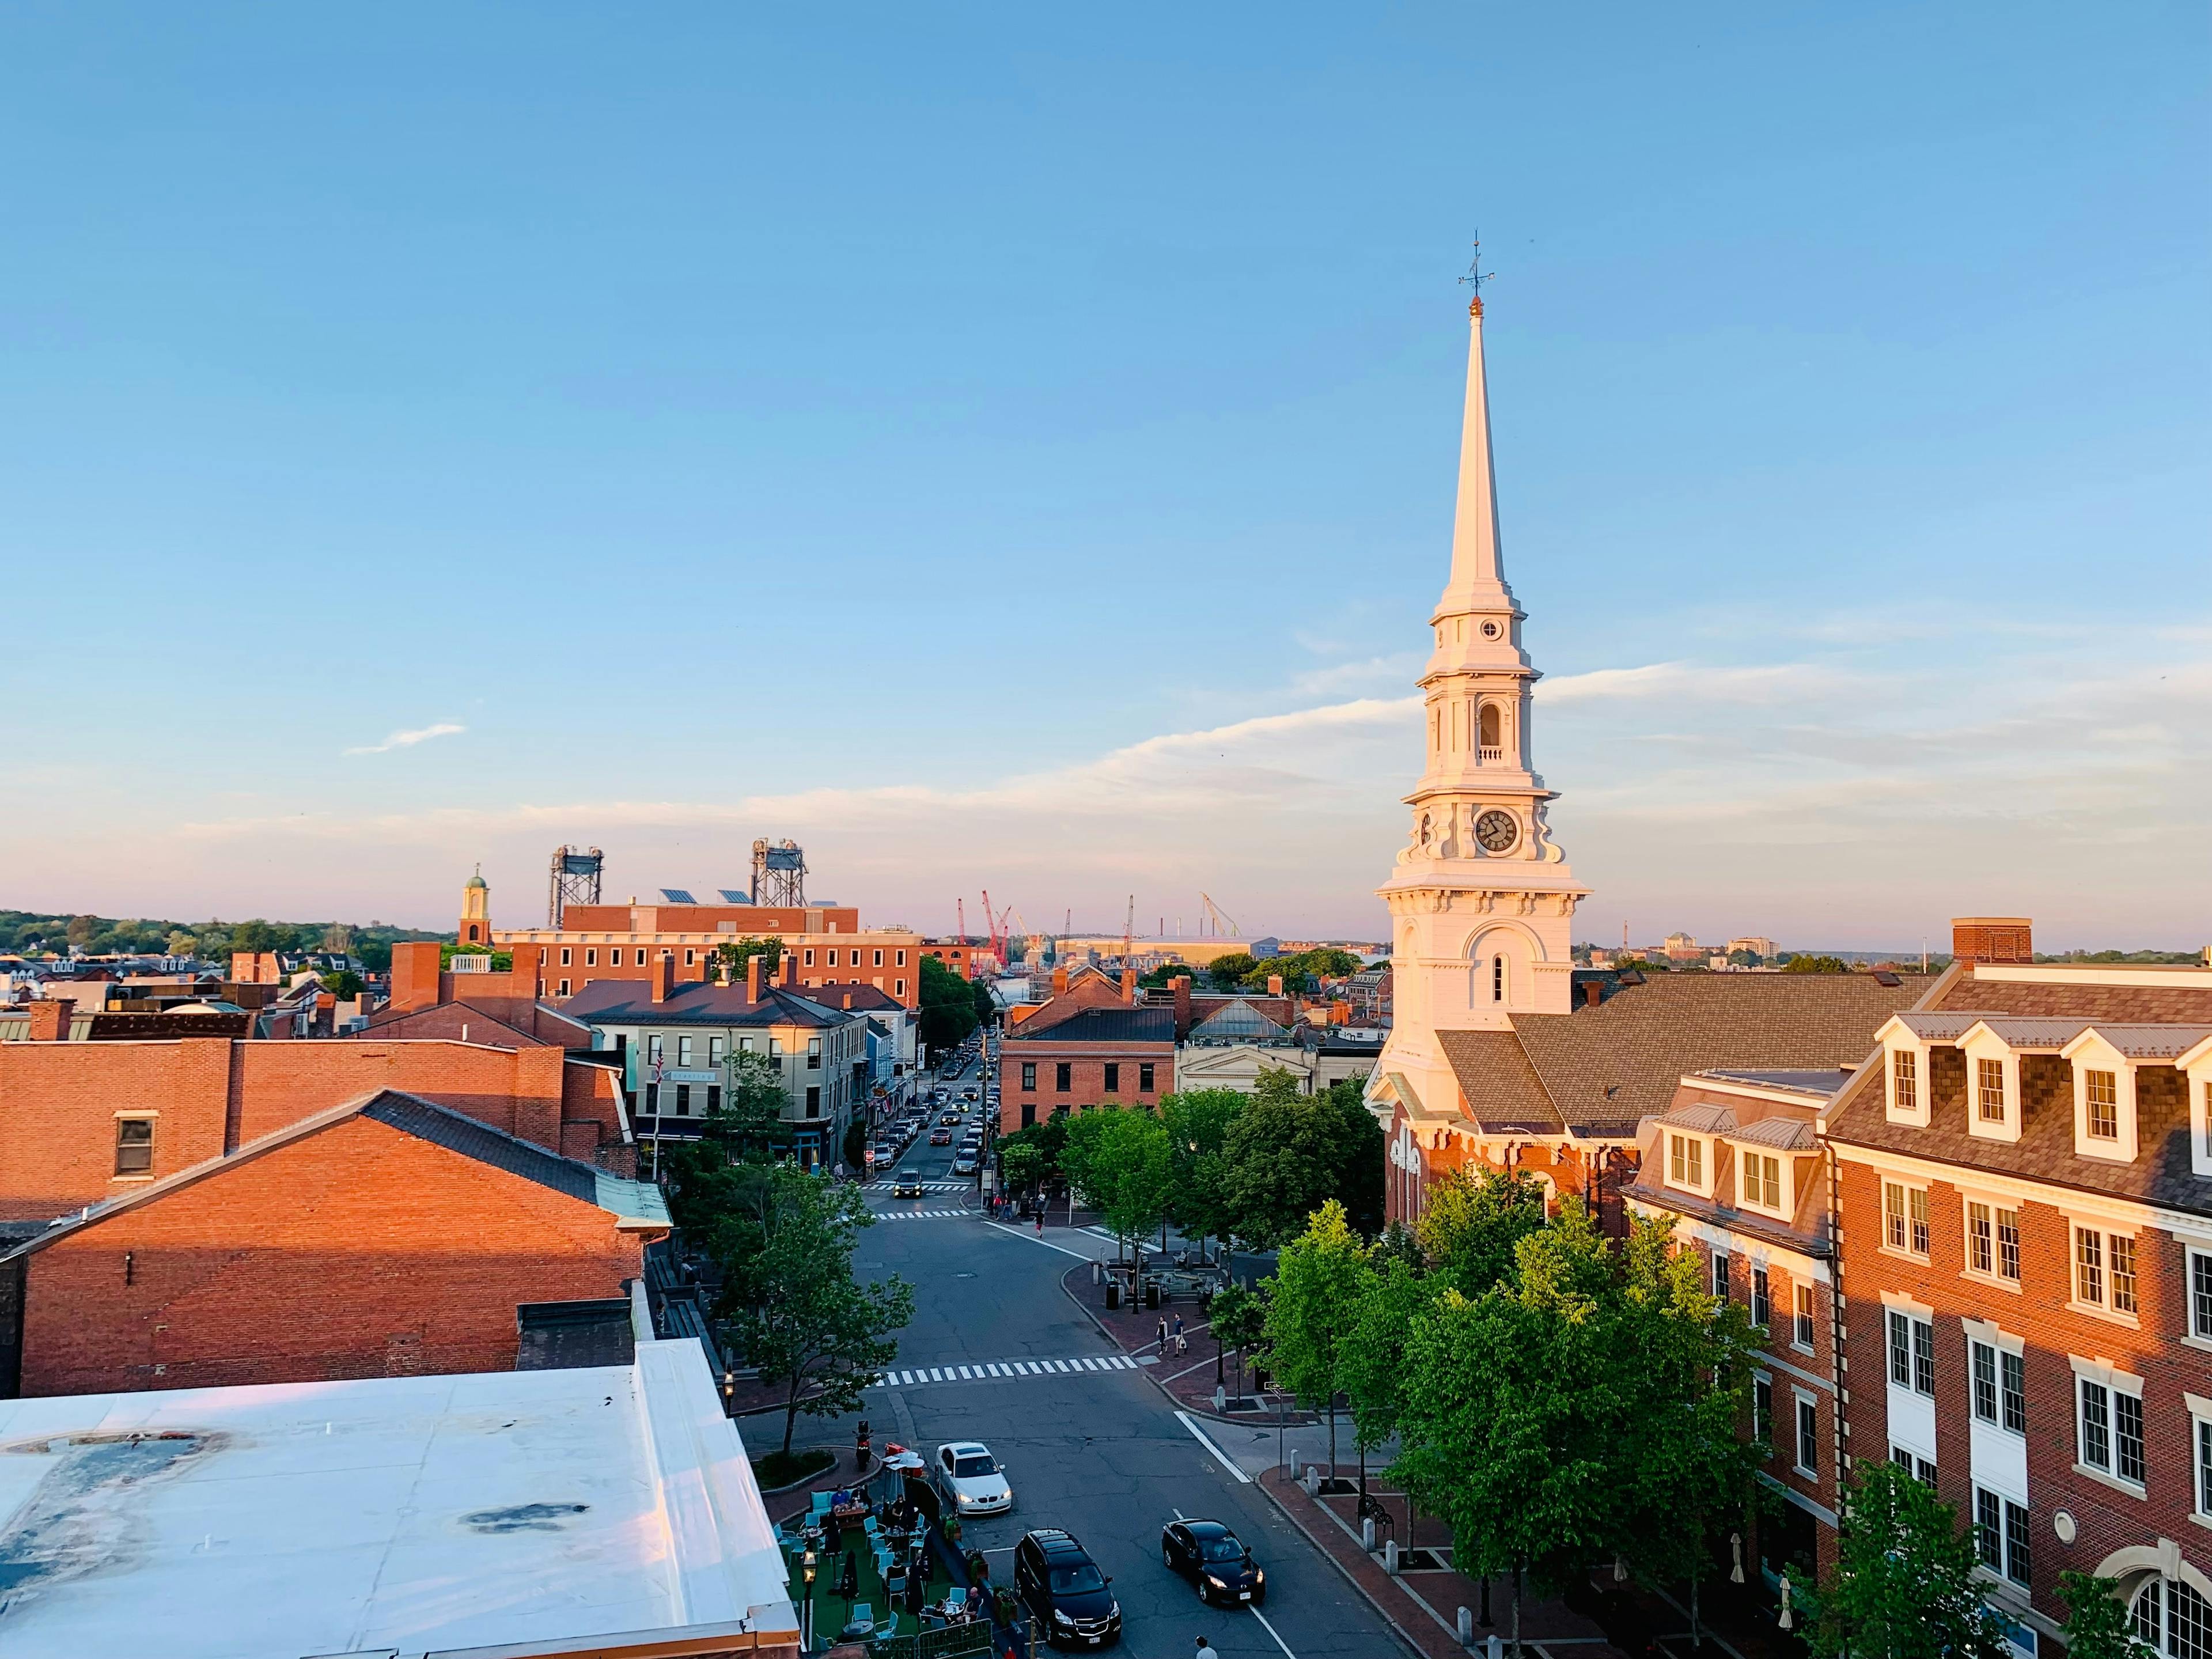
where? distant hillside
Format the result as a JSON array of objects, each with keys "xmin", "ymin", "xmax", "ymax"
[{"xmin": 0, "ymin": 910, "xmax": 450, "ymax": 973}]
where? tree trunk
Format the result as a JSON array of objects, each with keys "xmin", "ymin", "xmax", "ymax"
[
  {"xmin": 782, "ymin": 1383, "xmax": 801, "ymax": 1457},
  {"xmin": 1327, "ymin": 1402, "xmax": 1338, "ymax": 1475},
  {"xmin": 1512, "ymin": 1558, "xmax": 1523, "ymax": 1659}
]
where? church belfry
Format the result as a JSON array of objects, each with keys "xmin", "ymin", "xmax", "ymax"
[
  {"xmin": 1372, "ymin": 285, "xmax": 1587, "ymax": 1118},
  {"xmin": 459, "ymin": 866, "xmax": 492, "ymax": 946}
]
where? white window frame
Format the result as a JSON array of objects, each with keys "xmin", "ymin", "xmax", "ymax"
[
  {"xmin": 2061, "ymin": 1030, "xmax": 2139, "ymax": 1163},
  {"xmin": 1793, "ymin": 1389, "xmax": 1819, "ymax": 1479},
  {"xmin": 2185, "ymin": 1042, "xmax": 2212, "ymax": 1177},
  {"xmin": 1960, "ymin": 1027, "xmax": 2022, "ymax": 1145},
  {"xmin": 1961, "ymin": 1194, "xmax": 2024, "ymax": 1291},
  {"xmin": 2070, "ymin": 1355, "xmax": 2147, "ymax": 1497},
  {"xmin": 2067, "ymin": 1217, "xmax": 2141, "ymax": 1324},
  {"xmin": 1885, "ymin": 1037, "xmax": 1930, "ymax": 1127},
  {"xmin": 1666, "ymin": 1132, "xmax": 1711, "ymax": 1196},
  {"xmin": 1733, "ymin": 1145, "xmax": 1788, "ymax": 1218},
  {"xmin": 1972, "ymin": 1484, "xmax": 2032, "ymax": 1588},
  {"xmin": 1888, "ymin": 1305, "xmax": 1936, "ymax": 1397},
  {"xmin": 2188, "ymin": 1247, "xmax": 2212, "ymax": 1353},
  {"xmin": 1791, "ymin": 1281, "xmax": 1816, "ymax": 1353},
  {"xmin": 2188, "ymin": 1390, "xmax": 2212, "ymax": 1522},
  {"xmin": 1883, "ymin": 1179, "xmax": 1931, "ymax": 1261}
]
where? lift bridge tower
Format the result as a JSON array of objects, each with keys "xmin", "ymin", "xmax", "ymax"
[
  {"xmin": 547, "ymin": 846, "xmax": 604, "ymax": 926},
  {"xmin": 751, "ymin": 838, "xmax": 808, "ymax": 909}
]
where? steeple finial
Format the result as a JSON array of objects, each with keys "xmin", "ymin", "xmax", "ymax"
[
  {"xmin": 1445, "ymin": 243, "xmax": 1508, "ymax": 595},
  {"xmin": 1459, "ymin": 233, "xmax": 1491, "ymax": 319}
]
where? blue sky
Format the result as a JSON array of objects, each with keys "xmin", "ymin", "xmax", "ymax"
[{"xmin": 3, "ymin": 5, "xmax": 2206, "ymax": 949}]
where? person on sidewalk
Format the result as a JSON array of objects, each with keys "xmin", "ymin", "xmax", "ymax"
[
  {"xmin": 1155, "ymin": 1315, "xmax": 1169, "ymax": 1351},
  {"xmin": 1172, "ymin": 1312, "xmax": 1186, "ymax": 1355},
  {"xmin": 1194, "ymin": 1638, "xmax": 1219, "ymax": 1659}
]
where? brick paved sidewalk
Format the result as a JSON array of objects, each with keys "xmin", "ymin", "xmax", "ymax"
[{"xmin": 1056, "ymin": 1262, "xmax": 1320, "ymax": 1425}]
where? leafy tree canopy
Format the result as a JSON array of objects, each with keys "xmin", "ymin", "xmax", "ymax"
[
  {"xmin": 1217, "ymin": 1071, "xmax": 1382, "ymax": 1247},
  {"xmin": 1812, "ymin": 1460, "xmax": 2011, "ymax": 1659},
  {"xmin": 0, "ymin": 910, "xmax": 444, "ymax": 972},
  {"xmin": 1417, "ymin": 1166, "xmax": 1550, "ymax": 1299},
  {"xmin": 917, "ymin": 954, "xmax": 980, "ymax": 1052},
  {"xmin": 1780, "ymin": 955, "xmax": 1851, "ymax": 974}
]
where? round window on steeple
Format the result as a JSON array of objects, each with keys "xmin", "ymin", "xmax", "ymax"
[{"xmin": 1481, "ymin": 620, "xmax": 1501, "ymax": 639}]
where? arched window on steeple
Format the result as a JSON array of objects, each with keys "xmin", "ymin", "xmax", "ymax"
[
  {"xmin": 1492, "ymin": 955, "xmax": 1507, "ymax": 1003},
  {"xmin": 1478, "ymin": 702, "xmax": 1502, "ymax": 759}
]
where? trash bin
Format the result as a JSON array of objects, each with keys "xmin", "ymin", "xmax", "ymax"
[
  {"xmin": 1104, "ymin": 1282, "xmax": 1120, "ymax": 1310},
  {"xmin": 1143, "ymin": 1280, "xmax": 1160, "ymax": 1310}
]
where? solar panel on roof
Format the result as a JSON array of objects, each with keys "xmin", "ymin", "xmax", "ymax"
[
  {"xmin": 659, "ymin": 888, "xmax": 697, "ymax": 904},
  {"xmin": 718, "ymin": 888, "xmax": 752, "ymax": 904}
]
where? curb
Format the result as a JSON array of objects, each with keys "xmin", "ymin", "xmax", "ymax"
[
  {"xmin": 753, "ymin": 1450, "xmax": 846, "ymax": 1498},
  {"xmin": 1253, "ymin": 1473, "xmax": 1430, "ymax": 1659},
  {"xmin": 1052, "ymin": 1263, "xmax": 1317, "ymax": 1430}
]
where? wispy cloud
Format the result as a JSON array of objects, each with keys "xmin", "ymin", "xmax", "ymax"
[
  {"xmin": 1538, "ymin": 661, "xmax": 1865, "ymax": 706},
  {"xmin": 342, "ymin": 722, "xmax": 467, "ymax": 756},
  {"xmin": 1289, "ymin": 653, "xmax": 1424, "ymax": 695}
]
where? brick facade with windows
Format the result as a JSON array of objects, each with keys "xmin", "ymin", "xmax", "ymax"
[
  {"xmin": 0, "ymin": 1090, "xmax": 666, "ymax": 1397},
  {"xmin": 1828, "ymin": 933, "xmax": 2212, "ymax": 1648},
  {"xmin": 997, "ymin": 978, "xmax": 1173, "ymax": 1131}
]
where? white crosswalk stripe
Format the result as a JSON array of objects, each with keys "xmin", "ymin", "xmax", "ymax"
[
  {"xmin": 872, "ymin": 1354, "xmax": 1142, "ymax": 1390},
  {"xmin": 871, "ymin": 1208, "xmax": 968, "ymax": 1220},
  {"xmin": 863, "ymin": 1180, "xmax": 965, "ymax": 1192}
]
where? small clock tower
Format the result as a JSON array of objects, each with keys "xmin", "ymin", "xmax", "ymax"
[
  {"xmin": 459, "ymin": 866, "xmax": 493, "ymax": 948},
  {"xmin": 1371, "ymin": 287, "xmax": 1586, "ymax": 1120}
]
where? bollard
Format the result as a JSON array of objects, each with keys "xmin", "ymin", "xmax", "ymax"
[
  {"xmin": 1304, "ymin": 1465, "xmax": 1320, "ymax": 1497},
  {"xmin": 1287, "ymin": 1447, "xmax": 1297, "ymax": 1480},
  {"xmin": 1384, "ymin": 1538, "xmax": 1399, "ymax": 1576},
  {"xmin": 1214, "ymin": 1384, "xmax": 1226, "ymax": 1412},
  {"xmin": 1091, "ymin": 1259, "xmax": 1103, "ymax": 1285},
  {"xmin": 1487, "ymin": 1635, "xmax": 1502, "ymax": 1659},
  {"xmin": 1361, "ymin": 1517, "xmax": 1376, "ymax": 1552},
  {"xmin": 1457, "ymin": 1606, "xmax": 1474, "ymax": 1646}
]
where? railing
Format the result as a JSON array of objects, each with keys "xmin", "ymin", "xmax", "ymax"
[{"xmin": 1478, "ymin": 747, "xmax": 1504, "ymax": 762}]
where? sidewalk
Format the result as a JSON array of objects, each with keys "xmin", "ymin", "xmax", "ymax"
[
  {"xmin": 1256, "ymin": 1463, "xmax": 1796, "ymax": 1659},
  {"xmin": 1056, "ymin": 1261, "xmax": 1319, "ymax": 1426}
]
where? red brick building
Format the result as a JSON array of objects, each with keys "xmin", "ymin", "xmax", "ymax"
[
  {"xmin": 0, "ymin": 1030, "xmax": 632, "ymax": 1229},
  {"xmin": 1827, "ymin": 922, "xmax": 2212, "ymax": 1650},
  {"xmin": 0, "ymin": 1089, "xmax": 666, "ymax": 1397},
  {"xmin": 998, "ymin": 968, "xmax": 1174, "ymax": 1130}
]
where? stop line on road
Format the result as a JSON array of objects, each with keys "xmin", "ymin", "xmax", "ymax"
[{"xmin": 873, "ymin": 1354, "xmax": 1145, "ymax": 1389}]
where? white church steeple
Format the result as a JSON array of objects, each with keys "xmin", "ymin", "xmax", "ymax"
[{"xmin": 1371, "ymin": 282, "xmax": 1588, "ymax": 1126}]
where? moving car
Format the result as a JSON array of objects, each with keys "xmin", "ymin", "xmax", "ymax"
[
  {"xmin": 1015, "ymin": 1529, "xmax": 1120, "ymax": 1649},
  {"xmin": 892, "ymin": 1173, "xmax": 926, "ymax": 1199},
  {"xmin": 930, "ymin": 1128, "xmax": 954, "ymax": 1145},
  {"xmin": 952, "ymin": 1154, "xmax": 978, "ymax": 1176},
  {"xmin": 1159, "ymin": 1518, "xmax": 1266, "ymax": 1606},
  {"xmin": 933, "ymin": 1441, "xmax": 1013, "ymax": 1516}
]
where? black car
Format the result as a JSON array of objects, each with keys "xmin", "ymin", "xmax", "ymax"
[
  {"xmin": 1160, "ymin": 1518, "xmax": 1265, "ymax": 1605},
  {"xmin": 1014, "ymin": 1528, "xmax": 1121, "ymax": 1649}
]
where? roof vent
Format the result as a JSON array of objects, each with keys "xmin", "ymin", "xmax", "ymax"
[{"xmin": 1872, "ymin": 970, "xmax": 1902, "ymax": 987}]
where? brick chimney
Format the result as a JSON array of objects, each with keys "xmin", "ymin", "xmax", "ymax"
[
  {"xmin": 1172, "ymin": 975, "xmax": 1191, "ymax": 1037},
  {"xmin": 779, "ymin": 953, "xmax": 797, "ymax": 987},
  {"xmin": 1267, "ymin": 974, "xmax": 1283, "ymax": 997},
  {"xmin": 1951, "ymin": 916, "xmax": 2032, "ymax": 966},
  {"xmin": 27, "ymin": 999, "xmax": 69, "ymax": 1041},
  {"xmin": 1120, "ymin": 968, "xmax": 1137, "ymax": 1003},
  {"xmin": 390, "ymin": 941, "xmax": 443, "ymax": 1013},
  {"xmin": 1582, "ymin": 979, "xmax": 1604, "ymax": 1008},
  {"xmin": 649, "ymin": 952, "xmax": 675, "ymax": 1005},
  {"xmin": 1051, "ymin": 966, "xmax": 1069, "ymax": 996},
  {"xmin": 745, "ymin": 955, "xmax": 764, "ymax": 1001},
  {"xmin": 842, "ymin": 991, "xmax": 853, "ymax": 1010}
]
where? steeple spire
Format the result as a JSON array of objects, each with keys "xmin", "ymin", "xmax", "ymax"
[{"xmin": 1445, "ymin": 289, "xmax": 1508, "ymax": 600}]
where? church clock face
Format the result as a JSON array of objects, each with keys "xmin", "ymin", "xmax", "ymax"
[{"xmin": 1475, "ymin": 809, "xmax": 1520, "ymax": 854}]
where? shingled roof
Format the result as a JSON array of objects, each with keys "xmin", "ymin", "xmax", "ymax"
[{"xmin": 1438, "ymin": 973, "xmax": 1929, "ymax": 1138}]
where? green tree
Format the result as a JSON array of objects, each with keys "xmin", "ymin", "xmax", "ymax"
[
  {"xmin": 1416, "ymin": 1165, "xmax": 1549, "ymax": 1298},
  {"xmin": 1342, "ymin": 1253, "xmax": 1434, "ymax": 1494},
  {"xmin": 714, "ymin": 935, "xmax": 783, "ymax": 980},
  {"xmin": 1217, "ymin": 1070, "xmax": 1339, "ymax": 1248},
  {"xmin": 1264, "ymin": 1200, "xmax": 1373, "ymax": 1474},
  {"xmin": 917, "ymin": 955, "xmax": 980, "ymax": 1052},
  {"xmin": 1063, "ymin": 1107, "xmax": 1171, "ymax": 1260},
  {"xmin": 1781, "ymin": 955, "xmax": 1850, "ymax": 974},
  {"xmin": 323, "ymin": 968, "xmax": 365, "ymax": 999},
  {"xmin": 1320, "ymin": 1077, "xmax": 1385, "ymax": 1236},
  {"xmin": 230, "ymin": 918, "xmax": 283, "ymax": 955},
  {"xmin": 717, "ymin": 1167, "xmax": 915, "ymax": 1457},
  {"xmin": 2058, "ymin": 1572, "xmax": 2152, "ymax": 1659},
  {"xmin": 1811, "ymin": 1460, "xmax": 2010, "ymax": 1659},
  {"xmin": 1205, "ymin": 952, "xmax": 1257, "ymax": 989},
  {"xmin": 841, "ymin": 1118, "xmax": 868, "ymax": 1171},
  {"xmin": 65, "ymin": 914, "xmax": 97, "ymax": 951},
  {"xmin": 1207, "ymin": 1279, "xmax": 1270, "ymax": 1400},
  {"xmin": 999, "ymin": 1113, "xmax": 1068, "ymax": 1183},
  {"xmin": 970, "ymin": 977, "xmax": 996, "ymax": 1029},
  {"xmin": 1159, "ymin": 1087, "xmax": 1244, "ymax": 1252},
  {"xmin": 997, "ymin": 1138, "xmax": 1045, "ymax": 1199},
  {"xmin": 715, "ymin": 1047, "xmax": 797, "ymax": 1162}
]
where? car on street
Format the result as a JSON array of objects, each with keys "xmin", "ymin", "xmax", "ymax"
[
  {"xmin": 952, "ymin": 1154, "xmax": 978, "ymax": 1176},
  {"xmin": 892, "ymin": 1174, "xmax": 925, "ymax": 1199},
  {"xmin": 1014, "ymin": 1529, "xmax": 1120, "ymax": 1649},
  {"xmin": 940, "ymin": 1112, "xmax": 963, "ymax": 1126},
  {"xmin": 963, "ymin": 1088, "xmax": 979, "ymax": 1101},
  {"xmin": 933, "ymin": 1441, "xmax": 1013, "ymax": 1516},
  {"xmin": 1158, "ymin": 1518, "xmax": 1266, "ymax": 1606},
  {"xmin": 930, "ymin": 1128, "xmax": 953, "ymax": 1145}
]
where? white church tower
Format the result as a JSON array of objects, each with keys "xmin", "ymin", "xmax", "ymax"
[{"xmin": 1371, "ymin": 282, "xmax": 1586, "ymax": 1122}]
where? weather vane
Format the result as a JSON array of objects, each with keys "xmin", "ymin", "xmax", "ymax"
[{"xmin": 1460, "ymin": 233, "xmax": 1491, "ymax": 314}]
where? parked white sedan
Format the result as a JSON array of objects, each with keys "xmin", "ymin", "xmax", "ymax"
[{"xmin": 934, "ymin": 1441, "xmax": 1013, "ymax": 1516}]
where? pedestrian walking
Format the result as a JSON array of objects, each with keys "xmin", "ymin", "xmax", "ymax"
[
  {"xmin": 1172, "ymin": 1313, "xmax": 1186, "ymax": 1355},
  {"xmin": 1155, "ymin": 1315, "xmax": 1168, "ymax": 1351},
  {"xmin": 1035, "ymin": 1210, "xmax": 1044, "ymax": 1235},
  {"xmin": 1194, "ymin": 1638, "xmax": 1220, "ymax": 1659}
]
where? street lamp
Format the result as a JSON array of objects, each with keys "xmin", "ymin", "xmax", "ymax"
[{"xmin": 801, "ymin": 1547, "xmax": 818, "ymax": 1651}]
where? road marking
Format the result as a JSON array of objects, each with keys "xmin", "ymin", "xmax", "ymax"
[
  {"xmin": 872, "ymin": 1209, "xmax": 968, "ymax": 1220},
  {"xmin": 873, "ymin": 1355, "xmax": 1139, "ymax": 1391},
  {"xmin": 1175, "ymin": 1410, "xmax": 1252, "ymax": 1484},
  {"xmin": 977, "ymin": 1217, "xmax": 1096, "ymax": 1260},
  {"xmin": 1250, "ymin": 1604, "xmax": 1297, "ymax": 1658}
]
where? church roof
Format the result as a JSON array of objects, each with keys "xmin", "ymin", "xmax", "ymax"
[{"xmin": 1436, "ymin": 973, "xmax": 1927, "ymax": 1139}]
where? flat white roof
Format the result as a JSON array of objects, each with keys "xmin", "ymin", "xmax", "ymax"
[{"xmin": 0, "ymin": 1339, "xmax": 795, "ymax": 1658}]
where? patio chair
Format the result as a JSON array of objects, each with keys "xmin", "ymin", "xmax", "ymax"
[{"xmin": 808, "ymin": 1491, "xmax": 832, "ymax": 1520}]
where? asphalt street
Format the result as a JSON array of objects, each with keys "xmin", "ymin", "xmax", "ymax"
[{"xmin": 783, "ymin": 1078, "xmax": 1414, "ymax": 1659}]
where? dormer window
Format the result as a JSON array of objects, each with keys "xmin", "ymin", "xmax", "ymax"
[
  {"xmin": 1959, "ymin": 1026, "xmax": 2024, "ymax": 1145},
  {"xmin": 2062, "ymin": 1030, "xmax": 2145, "ymax": 1164},
  {"xmin": 1666, "ymin": 1132, "xmax": 1709, "ymax": 1194},
  {"xmin": 1738, "ymin": 1151, "xmax": 1785, "ymax": 1217},
  {"xmin": 1893, "ymin": 1048, "xmax": 1918, "ymax": 1112},
  {"xmin": 2084, "ymin": 1070, "xmax": 2118, "ymax": 1140},
  {"xmin": 1878, "ymin": 1025, "xmax": 1931, "ymax": 1127},
  {"xmin": 1976, "ymin": 1058, "xmax": 2006, "ymax": 1124}
]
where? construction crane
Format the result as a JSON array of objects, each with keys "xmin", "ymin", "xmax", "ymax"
[{"xmin": 1200, "ymin": 892, "xmax": 1240, "ymax": 938}]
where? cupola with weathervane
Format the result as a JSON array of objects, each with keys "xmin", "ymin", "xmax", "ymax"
[{"xmin": 459, "ymin": 866, "xmax": 492, "ymax": 946}]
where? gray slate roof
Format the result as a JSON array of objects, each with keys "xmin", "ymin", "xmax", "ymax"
[{"xmin": 562, "ymin": 979, "xmax": 855, "ymax": 1029}]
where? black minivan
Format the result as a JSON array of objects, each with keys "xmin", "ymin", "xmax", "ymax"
[{"xmin": 1014, "ymin": 1528, "xmax": 1122, "ymax": 1649}]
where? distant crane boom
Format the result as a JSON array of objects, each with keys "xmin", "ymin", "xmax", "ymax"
[{"xmin": 1199, "ymin": 892, "xmax": 1240, "ymax": 938}]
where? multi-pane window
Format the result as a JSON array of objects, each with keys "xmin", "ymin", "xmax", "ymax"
[
  {"xmin": 2194, "ymin": 1250, "xmax": 2212, "ymax": 1341},
  {"xmin": 1712, "ymin": 1251, "xmax": 1729, "ymax": 1300},
  {"xmin": 2197, "ymin": 1415, "xmax": 2212, "ymax": 1519},
  {"xmin": 2084, "ymin": 1069, "xmax": 2120, "ymax": 1141},
  {"xmin": 1793, "ymin": 1282, "xmax": 1816, "ymax": 1349},
  {"xmin": 1055, "ymin": 1062, "xmax": 1071, "ymax": 1092},
  {"xmin": 1967, "ymin": 1202, "xmax": 1998, "ymax": 1275},
  {"xmin": 709, "ymin": 1036, "xmax": 725, "ymax": 1065},
  {"xmin": 1794, "ymin": 1396, "xmax": 1819, "ymax": 1476},
  {"xmin": 2115, "ymin": 1391, "xmax": 2146, "ymax": 1486},
  {"xmin": 1021, "ymin": 1062, "xmax": 1036, "ymax": 1091},
  {"xmin": 677, "ymin": 1036, "xmax": 694, "ymax": 1067},
  {"xmin": 2079, "ymin": 1378, "xmax": 2112, "ymax": 1472},
  {"xmin": 2075, "ymin": 1226, "xmax": 2138, "ymax": 1316},
  {"xmin": 1669, "ymin": 1134, "xmax": 1705, "ymax": 1189},
  {"xmin": 1883, "ymin": 1182, "xmax": 1930, "ymax": 1256},
  {"xmin": 1972, "ymin": 1342, "xmax": 1999, "ymax": 1423},
  {"xmin": 805, "ymin": 1086, "xmax": 821, "ymax": 1118},
  {"xmin": 1974, "ymin": 1489, "xmax": 2031, "ymax": 1588},
  {"xmin": 1893, "ymin": 1446, "xmax": 1936, "ymax": 1485},
  {"xmin": 1103, "ymin": 1062, "xmax": 1120, "ymax": 1094},
  {"xmin": 1892, "ymin": 1048, "xmax": 1918, "ymax": 1110},
  {"xmin": 1753, "ymin": 1375, "xmax": 1773, "ymax": 1445},
  {"xmin": 1139, "ymin": 1063, "xmax": 1156, "ymax": 1092},
  {"xmin": 1997, "ymin": 1206, "xmax": 2021, "ymax": 1282},
  {"xmin": 2002, "ymin": 1351, "xmax": 2027, "ymax": 1433},
  {"xmin": 1743, "ymin": 1153, "xmax": 1782, "ymax": 1210},
  {"xmin": 113, "ymin": 1118, "xmax": 154, "ymax": 1175},
  {"xmin": 1888, "ymin": 1309, "xmax": 1935, "ymax": 1396},
  {"xmin": 1752, "ymin": 1267, "xmax": 1771, "ymax": 1331},
  {"xmin": 807, "ymin": 1037, "xmax": 822, "ymax": 1070},
  {"xmin": 1977, "ymin": 1057, "xmax": 2008, "ymax": 1123}
]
